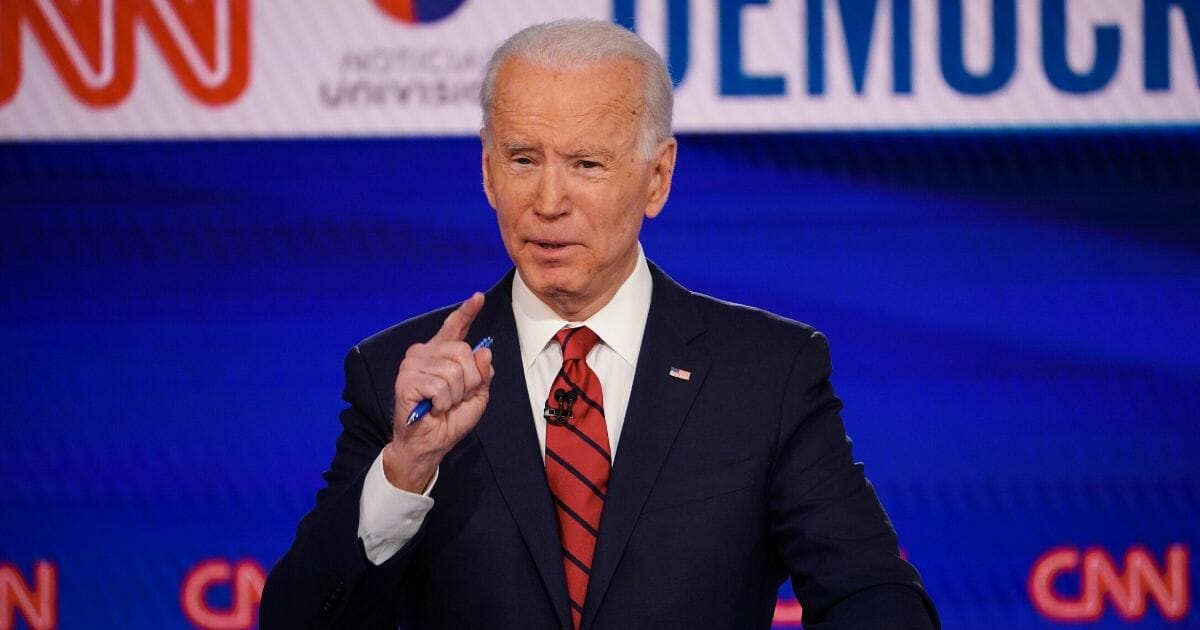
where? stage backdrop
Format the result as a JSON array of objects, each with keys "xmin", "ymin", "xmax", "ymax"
[{"xmin": 1, "ymin": 1, "xmax": 1199, "ymax": 629}]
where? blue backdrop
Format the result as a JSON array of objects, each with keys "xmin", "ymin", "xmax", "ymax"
[{"xmin": 1, "ymin": 130, "xmax": 1198, "ymax": 628}]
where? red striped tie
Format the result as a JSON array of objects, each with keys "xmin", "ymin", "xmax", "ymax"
[{"xmin": 544, "ymin": 326, "xmax": 610, "ymax": 629}]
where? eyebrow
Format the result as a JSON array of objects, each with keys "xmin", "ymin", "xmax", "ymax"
[
  {"xmin": 497, "ymin": 139, "xmax": 615, "ymax": 161},
  {"xmin": 566, "ymin": 147, "xmax": 614, "ymax": 159},
  {"xmin": 500, "ymin": 139, "xmax": 537, "ymax": 153}
]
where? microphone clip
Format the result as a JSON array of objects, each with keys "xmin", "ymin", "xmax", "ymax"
[{"xmin": 544, "ymin": 388, "xmax": 577, "ymax": 426}]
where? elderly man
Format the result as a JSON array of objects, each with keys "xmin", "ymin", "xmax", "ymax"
[{"xmin": 261, "ymin": 19, "xmax": 938, "ymax": 630}]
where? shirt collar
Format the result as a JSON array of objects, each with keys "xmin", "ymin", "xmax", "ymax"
[{"xmin": 511, "ymin": 244, "xmax": 652, "ymax": 370}]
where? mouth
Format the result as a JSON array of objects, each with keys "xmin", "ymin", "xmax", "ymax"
[{"xmin": 531, "ymin": 240, "xmax": 573, "ymax": 250}]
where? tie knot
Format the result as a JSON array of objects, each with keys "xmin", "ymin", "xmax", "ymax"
[{"xmin": 554, "ymin": 326, "xmax": 600, "ymax": 362}]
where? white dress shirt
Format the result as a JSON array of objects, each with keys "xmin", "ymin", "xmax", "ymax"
[{"xmin": 358, "ymin": 247, "xmax": 653, "ymax": 565}]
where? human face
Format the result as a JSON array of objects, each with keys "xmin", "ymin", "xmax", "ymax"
[{"xmin": 482, "ymin": 56, "xmax": 676, "ymax": 321}]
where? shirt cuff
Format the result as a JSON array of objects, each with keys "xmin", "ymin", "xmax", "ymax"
[{"xmin": 357, "ymin": 451, "xmax": 437, "ymax": 566}]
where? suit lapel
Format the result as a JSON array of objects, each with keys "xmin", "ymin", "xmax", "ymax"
[
  {"xmin": 581, "ymin": 264, "xmax": 709, "ymax": 630},
  {"xmin": 471, "ymin": 274, "xmax": 573, "ymax": 630}
]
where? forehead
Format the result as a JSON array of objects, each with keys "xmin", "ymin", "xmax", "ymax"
[{"xmin": 488, "ymin": 57, "xmax": 644, "ymax": 148}]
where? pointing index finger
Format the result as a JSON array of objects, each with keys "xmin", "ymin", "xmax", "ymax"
[{"xmin": 431, "ymin": 292, "xmax": 485, "ymax": 343}]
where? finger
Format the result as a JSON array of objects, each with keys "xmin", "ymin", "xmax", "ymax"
[
  {"xmin": 449, "ymin": 342, "xmax": 483, "ymax": 393},
  {"xmin": 396, "ymin": 370, "xmax": 452, "ymax": 414},
  {"xmin": 473, "ymin": 347, "xmax": 494, "ymax": 389},
  {"xmin": 420, "ymin": 357, "xmax": 466, "ymax": 410},
  {"xmin": 430, "ymin": 292, "xmax": 485, "ymax": 343},
  {"xmin": 395, "ymin": 353, "xmax": 454, "ymax": 408},
  {"xmin": 396, "ymin": 339, "xmax": 481, "ymax": 412},
  {"xmin": 413, "ymin": 340, "xmax": 478, "ymax": 395}
]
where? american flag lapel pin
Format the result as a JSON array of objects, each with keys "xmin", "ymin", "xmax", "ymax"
[{"xmin": 668, "ymin": 366, "xmax": 692, "ymax": 381}]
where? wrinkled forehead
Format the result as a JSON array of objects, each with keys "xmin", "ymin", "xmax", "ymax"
[{"xmin": 487, "ymin": 56, "xmax": 646, "ymax": 141}]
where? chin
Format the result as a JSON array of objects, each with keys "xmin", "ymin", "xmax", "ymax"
[
  {"xmin": 521, "ymin": 268, "xmax": 583, "ymax": 301},
  {"xmin": 529, "ymin": 275, "xmax": 581, "ymax": 300}
]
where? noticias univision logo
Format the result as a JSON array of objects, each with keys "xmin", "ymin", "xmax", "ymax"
[{"xmin": 374, "ymin": 0, "xmax": 467, "ymax": 24}]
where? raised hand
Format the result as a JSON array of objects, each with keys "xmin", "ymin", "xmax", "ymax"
[{"xmin": 381, "ymin": 293, "xmax": 494, "ymax": 492}]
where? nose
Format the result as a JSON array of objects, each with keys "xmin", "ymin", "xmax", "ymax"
[{"xmin": 533, "ymin": 163, "xmax": 569, "ymax": 218}]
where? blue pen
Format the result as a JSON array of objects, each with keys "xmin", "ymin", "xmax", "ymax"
[{"xmin": 406, "ymin": 337, "xmax": 494, "ymax": 425}]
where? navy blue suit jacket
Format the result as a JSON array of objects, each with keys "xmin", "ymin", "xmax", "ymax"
[{"xmin": 260, "ymin": 263, "xmax": 938, "ymax": 629}]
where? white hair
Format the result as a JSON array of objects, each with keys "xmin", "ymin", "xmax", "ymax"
[{"xmin": 480, "ymin": 19, "xmax": 674, "ymax": 159}]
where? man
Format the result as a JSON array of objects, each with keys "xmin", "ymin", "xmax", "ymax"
[{"xmin": 261, "ymin": 19, "xmax": 938, "ymax": 630}]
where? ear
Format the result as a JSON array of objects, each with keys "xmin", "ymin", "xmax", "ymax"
[
  {"xmin": 643, "ymin": 137, "xmax": 677, "ymax": 220},
  {"xmin": 480, "ymin": 129, "xmax": 498, "ymax": 210}
]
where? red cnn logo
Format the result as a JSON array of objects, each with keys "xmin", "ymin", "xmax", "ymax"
[
  {"xmin": 180, "ymin": 559, "xmax": 265, "ymax": 630},
  {"xmin": 0, "ymin": 561, "xmax": 57, "ymax": 630},
  {"xmin": 1029, "ymin": 544, "xmax": 1190, "ymax": 622},
  {"xmin": 773, "ymin": 599, "xmax": 803, "ymax": 626},
  {"xmin": 0, "ymin": 0, "xmax": 250, "ymax": 108}
]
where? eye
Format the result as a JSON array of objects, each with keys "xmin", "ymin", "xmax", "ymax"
[
  {"xmin": 578, "ymin": 160, "xmax": 601, "ymax": 170},
  {"xmin": 510, "ymin": 155, "xmax": 536, "ymax": 168}
]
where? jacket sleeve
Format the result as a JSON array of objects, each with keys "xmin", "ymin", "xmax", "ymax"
[
  {"xmin": 768, "ymin": 331, "xmax": 940, "ymax": 629},
  {"xmin": 259, "ymin": 345, "xmax": 419, "ymax": 630}
]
